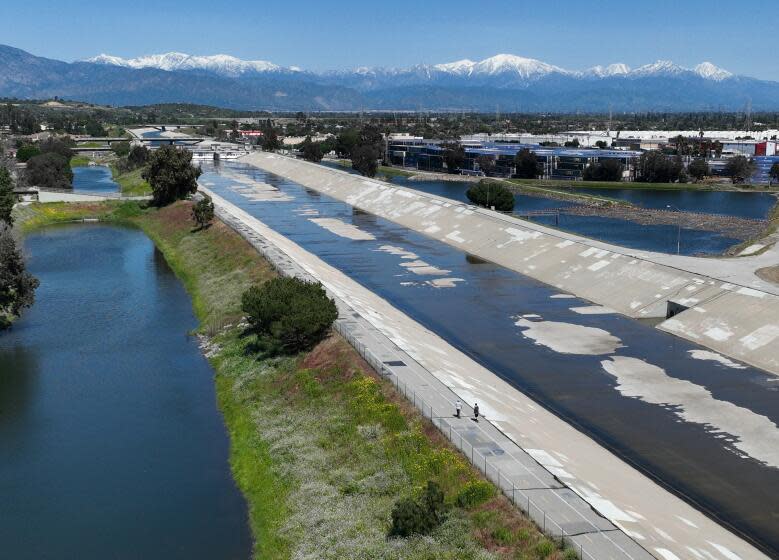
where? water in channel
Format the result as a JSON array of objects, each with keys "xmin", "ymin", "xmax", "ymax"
[
  {"xmin": 0, "ymin": 224, "xmax": 251, "ymax": 560},
  {"xmin": 319, "ymin": 162, "xmax": 778, "ymax": 255},
  {"xmin": 72, "ymin": 165, "xmax": 119, "ymax": 195},
  {"xmin": 200, "ymin": 161, "xmax": 779, "ymax": 556}
]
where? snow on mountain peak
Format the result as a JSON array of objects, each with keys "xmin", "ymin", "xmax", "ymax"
[
  {"xmin": 694, "ymin": 61, "xmax": 732, "ymax": 80},
  {"xmin": 433, "ymin": 59, "xmax": 475, "ymax": 75},
  {"xmin": 471, "ymin": 54, "xmax": 567, "ymax": 78},
  {"xmin": 632, "ymin": 60, "xmax": 687, "ymax": 76},
  {"xmin": 587, "ymin": 63, "xmax": 631, "ymax": 77},
  {"xmin": 85, "ymin": 52, "xmax": 280, "ymax": 76}
]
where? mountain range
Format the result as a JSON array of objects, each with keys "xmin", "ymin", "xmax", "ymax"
[{"xmin": 1, "ymin": 44, "xmax": 777, "ymax": 112}]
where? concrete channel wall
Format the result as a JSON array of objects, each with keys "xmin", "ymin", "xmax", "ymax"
[
  {"xmin": 203, "ymin": 190, "xmax": 653, "ymax": 560},
  {"xmin": 200, "ymin": 183, "xmax": 769, "ymax": 560},
  {"xmin": 244, "ymin": 152, "xmax": 779, "ymax": 377}
]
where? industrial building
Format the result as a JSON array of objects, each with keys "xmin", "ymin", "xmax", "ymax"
[{"xmin": 386, "ymin": 136, "xmax": 642, "ymax": 180}]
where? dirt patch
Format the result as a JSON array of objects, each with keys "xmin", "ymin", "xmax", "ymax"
[{"xmin": 756, "ymin": 265, "xmax": 779, "ymax": 286}]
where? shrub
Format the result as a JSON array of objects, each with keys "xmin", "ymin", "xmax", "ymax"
[
  {"xmin": 535, "ymin": 538, "xmax": 556, "ymax": 558},
  {"xmin": 16, "ymin": 144, "xmax": 40, "ymax": 162},
  {"xmin": 466, "ymin": 182, "xmax": 514, "ymax": 212},
  {"xmin": 455, "ymin": 479, "xmax": 495, "ymax": 508},
  {"xmin": 388, "ymin": 481, "xmax": 446, "ymax": 537},
  {"xmin": 241, "ymin": 277, "xmax": 338, "ymax": 354},
  {"xmin": 192, "ymin": 194, "xmax": 215, "ymax": 228},
  {"xmin": 491, "ymin": 526, "xmax": 515, "ymax": 545},
  {"xmin": 111, "ymin": 141, "xmax": 131, "ymax": 157}
]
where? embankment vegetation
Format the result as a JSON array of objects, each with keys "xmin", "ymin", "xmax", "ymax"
[{"xmin": 18, "ymin": 199, "xmax": 575, "ymax": 559}]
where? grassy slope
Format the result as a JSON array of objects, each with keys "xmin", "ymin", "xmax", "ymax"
[
  {"xmin": 20, "ymin": 201, "xmax": 571, "ymax": 560},
  {"xmin": 70, "ymin": 155, "xmax": 91, "ymax": 168},
  {"xmin": 110, "ymin": 165, "xmax": 152, "ymax": 196}
]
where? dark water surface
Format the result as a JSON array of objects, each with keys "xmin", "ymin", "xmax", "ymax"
[
  {"xmin": 72, "ymin": 165, "xmax": 119, "ymax": 194},
  {"xmin": 202, "ymin": 161, "xmax": 779, "ymax": 556},
  {"xmin": 568, "ymin": 187, "xmax": 778, "ymax": 219},
  {"xmin": 385, "ymin": 175, "xmax": 756, "ymax": 256},
  {"xmin": 0, "ymin": 225, "xmax": 251, "ymax": 560}
]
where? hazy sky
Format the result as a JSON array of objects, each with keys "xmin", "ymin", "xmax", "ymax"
[{"xmin": 3, "ymin": 0, "xmax": 778, "ymax": 80}]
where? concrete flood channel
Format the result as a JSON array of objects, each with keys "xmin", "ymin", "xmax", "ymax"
[
  {"xmin": 0, "ymin": 225, "xmax": 251, "ymax": 559},
  {"xmin": 200, "ymin": 161, "xmax": 779, "ymax": 557}
]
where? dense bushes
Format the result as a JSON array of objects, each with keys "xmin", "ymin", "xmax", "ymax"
[
  {"xmin": 466, "ymin": 182, "xmax": 515, "ymax": 211},
  {"xmin": 26, "ymin": 152, "xmax": 73, "ymax": 189},
  {"xmin": 636, "ymin": 151, "xmax": 686, "ymax": 183},
  {"xmin": 514, "ymin": 148, "xmax": 539, "ymax": 179},
  {"xmin": 455, "ymin": 480, "xmax": 495, "ymax": 508},
  {"xmin": 582, "ymin": 158, "xmax": 623, "ymax": 181},
  {"xmin": 241, "ymin": 277, "xmax": 337, "ymax": 354},
  {"xmin": 389, "ymin": 481, "xmax": 446, "ymax": 537}
]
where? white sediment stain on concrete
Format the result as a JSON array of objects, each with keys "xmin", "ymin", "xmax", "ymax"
[
  {"xmin": 549, "ymin": 294, "xmax": 575, "ymax": 299},
  {"xmin": 569, "ymin": 305, "xmax": 616, "ymax": 315},
  {"xmin": 704, "ymin": 325, "xmax": 734, "ymax": 341},
  {"xmin": 375, "ymin": 245, "xmax": 418, "ymax": 260},
  {"xmin": 399, "ymin": 260, "xmax": 451, "ymax": 276},
  {"xmin": 601, "ymin": 356, "xmax": 779, "ymax": 468},
  {"xmin": 676, "ymin": 516, "xmax": 698, "ymax": 529},
  {"xmin": 514, "ymin": 318, "xmax": 623, "ymax": 355},
  {"xmin": 654, "ymin": 548, "xmax": 682, "ymax": 560},
  {"xmin": 425, "ymin": 278, "xmax": 465, "ymax": 288},
  {"xmin": 376, "ymin": 245, "xmax": 459, "ymax": 284},
  {"xmin": 224, "ymin": 175, "xmax": 294, "ymax": 202},
  {"xmin": 739, "ymin": 324, "xmax": 779, "ymax": 351},
  {"xmin": 688, "ymin": 350, "xmax": 747, "ymax": 369},
  {"xmin": 308, "ymin": 218, "xmax": 375, "ymax": 240},
  {"xmin": 497, "ymin": 227, "xmax": 543, "ymax": 248},
  {"xmin": 707, "ymin": 542, "xmax": 744, "ymax": 560}
]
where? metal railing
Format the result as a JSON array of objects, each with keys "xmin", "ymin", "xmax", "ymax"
[{"xmin": 335, "ymin": 321, "xmax": 644, "ymax": 560}]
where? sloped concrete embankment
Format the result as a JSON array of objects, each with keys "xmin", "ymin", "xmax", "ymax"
[
  {"xmin": 244, "ymin": 152, "xmax": 779, "ymax": 377},
  {"xmin": 200, "ymin": 184, "xmax": 773, "ymax": 560}
]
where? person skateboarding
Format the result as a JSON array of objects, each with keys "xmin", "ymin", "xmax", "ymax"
[
  {"xmin": 473, "ymin": 403, "xmax": 480, "ymax": 422},
  {"xmin": 455, "ymin": 399, "xmax": 462, "ymax": 418}
]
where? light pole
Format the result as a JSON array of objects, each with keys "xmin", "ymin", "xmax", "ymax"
[{"xmin": 667, "ymin": 204, "xmax": 681, "ymax": 255}]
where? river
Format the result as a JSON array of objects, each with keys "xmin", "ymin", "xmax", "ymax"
[
  {"xmin": 200, "ymin": 160, "xmax": 779, "ymax": 556},
  {"xmin": 72, "ymin": 165, "xmax": 119, "ymax": 195},
  {"xmin": 0, "ymin": 224, "xmax": 251, "ymax": 559}
]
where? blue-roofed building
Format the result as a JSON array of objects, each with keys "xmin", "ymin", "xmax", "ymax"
[{"xmin": 386, "ymin": 137, "xmax": 642, "ymax": 180}]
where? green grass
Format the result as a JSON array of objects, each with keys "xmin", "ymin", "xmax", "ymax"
[
  {"xmin": 506, "ymin": 177, "xmax": 770, "ymax": 191},
  {"xmin": 18, "ymin": 200, "xmax": 568, "ymax": 560},
  {"xmin": 14, "ymin": 200, "xmax": 142, "ymax": 232},
  {"xmin": 69, "ymin": 155, "xmax": 92, "ymax": 168},
  {"xmin": 110, "ymin": 165, "xmax": 152, "ymax": 196},
  {"xmin": 79, "ymin": 141, "xmax": 104, "ymax": 148}
]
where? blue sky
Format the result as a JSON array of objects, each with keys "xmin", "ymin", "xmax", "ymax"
[{"xmin": 3, "ymin": 0, "xmax": 778, "ymax": 80}]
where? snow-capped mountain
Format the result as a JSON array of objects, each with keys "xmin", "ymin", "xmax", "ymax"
[
  {"xmin": 694, "ymin": 62, "xmax": 733, "ymax": 81},
  {"xmin": 586, "ymin": 63, "xmax": 631, "ymax": 77},
  {"xmin": 85, "ymin": 50, "xmax": 738, "ymax": 84},
  {"xmin": 3, "ymin": 44, "xmax": 776, "ymax": 112},
  {"xmin": 86, "ymin": 52, "xmax": 285, "ymax": 77}
]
